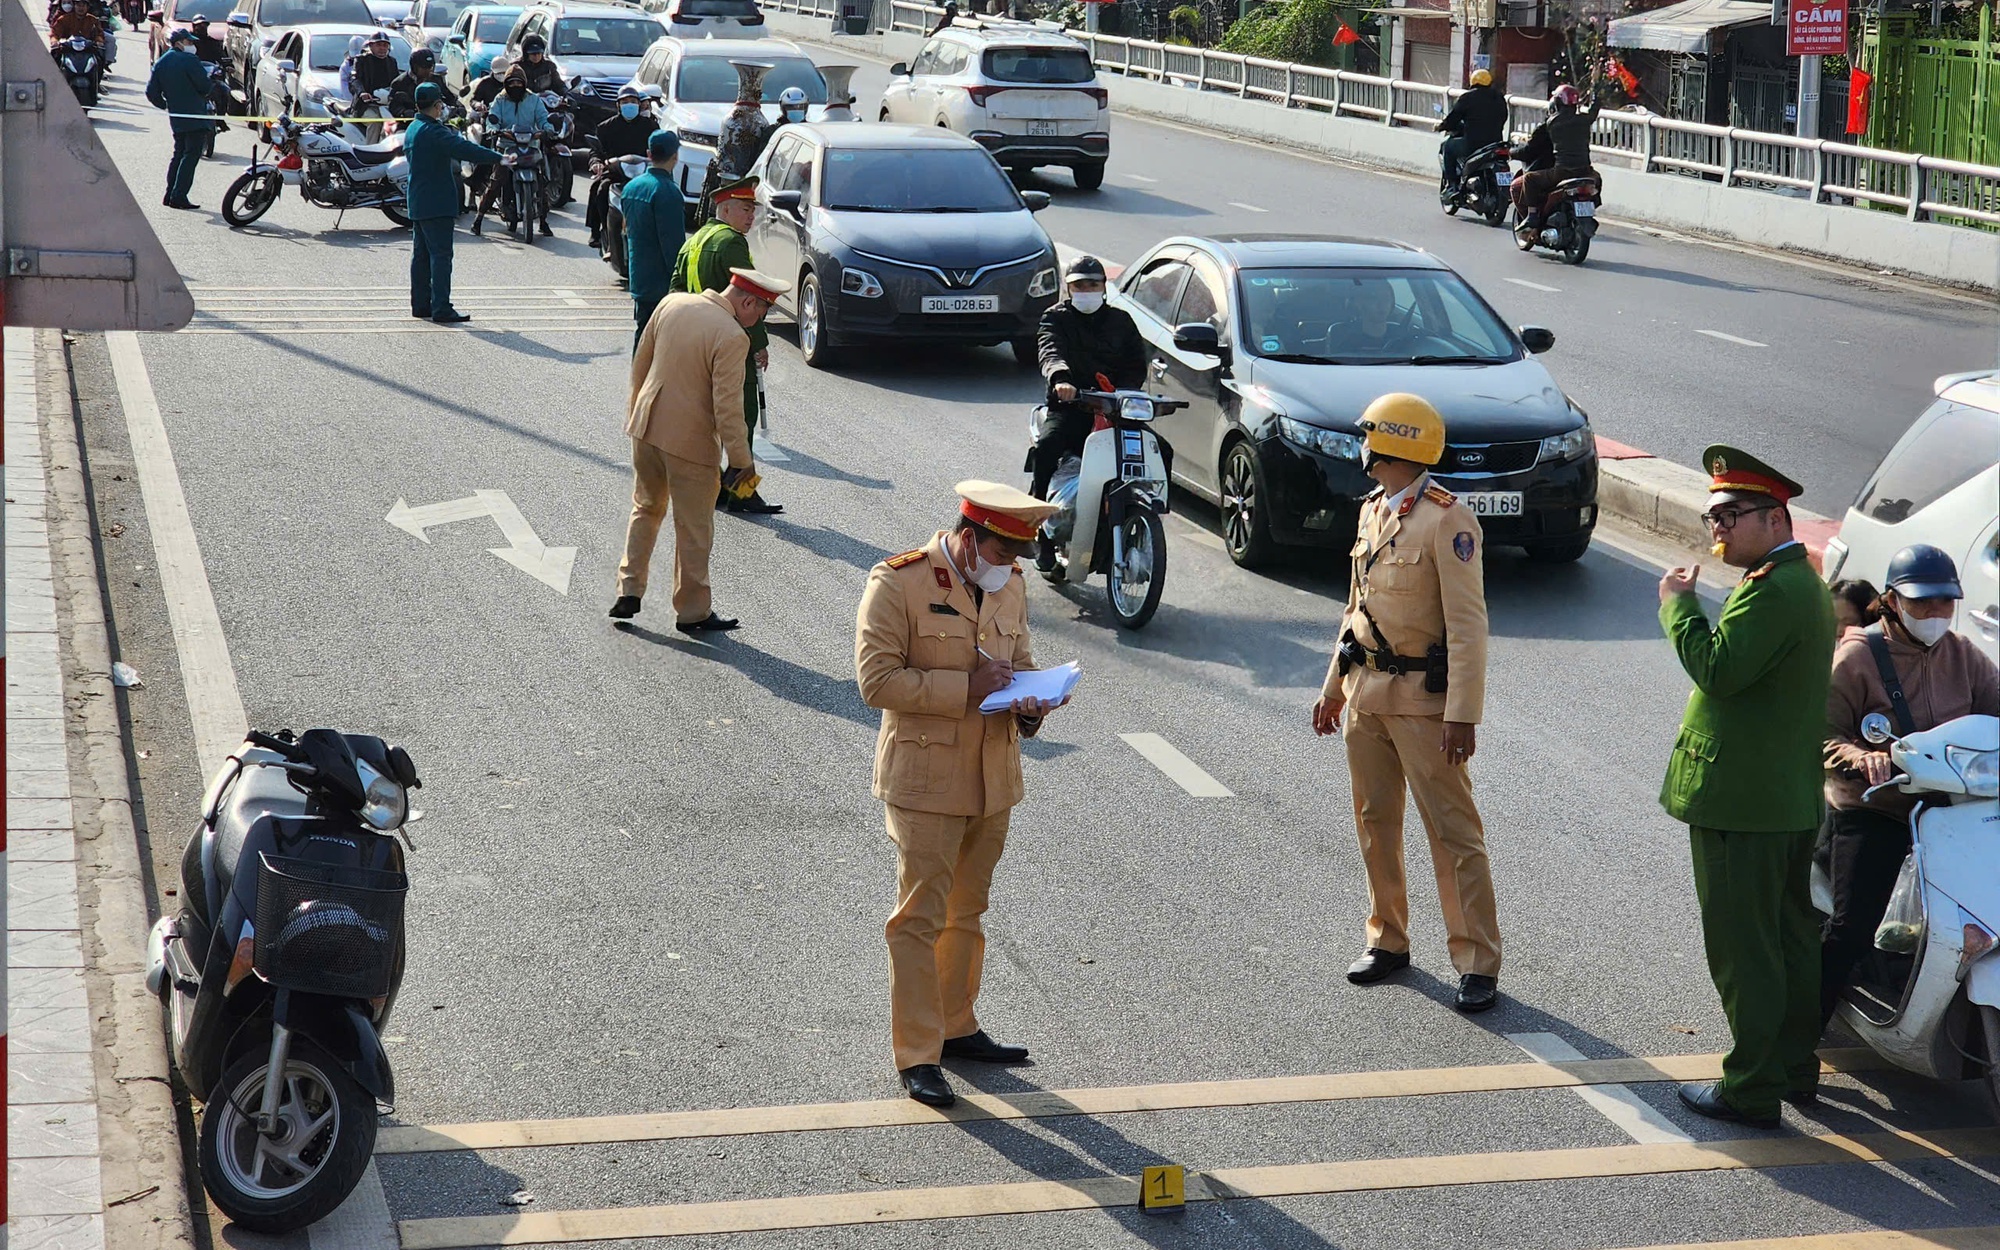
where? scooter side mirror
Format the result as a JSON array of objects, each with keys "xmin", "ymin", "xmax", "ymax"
[
  {"xmin": 1518, "ymin": 324, "xmax": 1555, "ymax": 353},
  {"xmin": 1861, "ymin": 712, "xmax": 1897, "ymax": 745}
]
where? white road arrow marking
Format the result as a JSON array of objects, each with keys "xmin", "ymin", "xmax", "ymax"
[{"xmin": 386, "ymin": 490, "xmax": 577, "ymax": 595}]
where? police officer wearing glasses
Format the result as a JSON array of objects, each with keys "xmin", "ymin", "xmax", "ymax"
[{"xmin": 1658, "ymin": 445, "xmax": 1835, "ymax": 1129}]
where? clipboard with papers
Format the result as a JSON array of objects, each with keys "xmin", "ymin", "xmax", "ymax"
[{"xmin": 978, "ymin": 661, "xmax": 1083, "ymax": 713}]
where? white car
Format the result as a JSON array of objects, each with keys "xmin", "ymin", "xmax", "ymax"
[
  {"xmin": 635, "ymin": 0, "xmax": 765, "ymax": 38},
  {"xmin": 880, "ymin": 19, "xmax": 1108, "ymax": 189},
  {"xmin": 1822, "ymin": 369, "xmax": 2000, "ymax": 649},
  {"xmin": 253, "ymin": 24, "xmax": 412, "ymax": 117},
  {"xmin": 633, "ymin": 36, "xmax": 827, "ymax": 210}
]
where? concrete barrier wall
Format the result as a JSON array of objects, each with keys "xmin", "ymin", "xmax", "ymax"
[{"xmin": 771, "ymin": 11, "xmax": 2000, "ymax": 294}]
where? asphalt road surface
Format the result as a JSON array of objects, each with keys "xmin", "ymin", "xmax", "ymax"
[{"xmin": 61, "ymin": 26, "xmax": 2000, "ymax": 1250}]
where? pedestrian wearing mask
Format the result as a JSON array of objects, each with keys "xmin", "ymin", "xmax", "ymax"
[
  {"xmin": 1658, "ymin": 446, "xmax": 1835, "ymax": 1129},
  {"xmin": 586, "ymin": 81, "xmax": 654, "ymax": 249},
  {"xmin": 146, "ymin": 28, "xmax": 214, "ymax": 210},
  {"xmin": 1030, "ymin": 255, "xmax": 1145, "ymax": 563},
  {"xmin": 405, "ymin": 82, "xmax": 507, "ymax": 323},
  {"xmin": 1312, "ymin": 393, "xmax": 1501, "ymax": 1014},
  {"xmin": 610, "ymin": 268, "xmax": 784, "ymax": 630},
  {"xmin": 855, "ymin": 481, "xmax": 1064, "ymax": 1109},
  {"xmin": 620, "ymin": 130, "xmax": 686, "ymax": 348},
  {"xmin": 1820, "ymin": 546, "xmax": 1999, "ymax": 1026}
]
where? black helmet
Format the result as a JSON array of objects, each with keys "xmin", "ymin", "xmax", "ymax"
[
  {"xmin": 1063, "ymin": 254, "xmax": 1106, "ymax": 285},
  {"xmin": 1884, "ymin": 544, "xmax": 1963, "ymax": 600},
  {"xmin": 410, "ymin": 47, "xmax": 435, "ymax": 68},
  {"xmin": 522, "ymin": 33, "xmax": 545, "ymax": 53}
]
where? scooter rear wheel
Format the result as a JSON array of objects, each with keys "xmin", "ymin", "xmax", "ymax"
[{"xmin": 197, "ymin": 1035, "xmax": 376, "ymax": 1233}]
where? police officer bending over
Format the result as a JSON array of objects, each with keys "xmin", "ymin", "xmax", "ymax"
[
  {"xmin": 1312, "ymin": 393, "xmax": 1502, "ymax": 1014},
  {"xmin": 1030, "ymin": 256, "xmax": 1145, "ymax": 564}
]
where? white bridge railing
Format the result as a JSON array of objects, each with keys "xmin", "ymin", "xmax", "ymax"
[{"xmin": 761, "ymin": 0, "xmax": 2000, "ymax": 230}]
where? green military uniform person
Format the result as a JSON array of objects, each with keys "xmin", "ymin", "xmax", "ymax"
[
  {"xmin": 1658, "ymin": 445, "xmax": 1836, "ymax": 1129},
  {"xmin": 671, "ymin": 173, "xmax": 782, "ymax": 515}
]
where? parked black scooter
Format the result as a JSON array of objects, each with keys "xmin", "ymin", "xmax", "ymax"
[
  {"xmin": 147, "ymin": 728, "xmax": 418, "ymax": 1232},
  {"xmin": 1439, "ymin": 138, "xmax": 1513, "ymax": 226}
]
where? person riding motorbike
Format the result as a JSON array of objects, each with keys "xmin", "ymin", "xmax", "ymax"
[
  {"xmin": 476, "ymin": 68, "xmax": 555, "ymax": 235},
  {"xmin": 184, "ymin": 15, "xmax": 233, "ymax": 129},
  {"xmin": 187, "ymin": 13, "xmax": 225, "ymax": 62},
  {"xmin": 389, "ymin": 47, "xmax": 458, "ymax": 121},
  {"xmin": 347, "ymin": 28, "xmax": 401, "ymax": 137},
  {"xmin": 469, "ymin": 52, "xmax": 512, "ymax": 108},
  {"xmin": 1819, "ymin": 544, "xmax": 2000, "ymax": 1027},
  {"xmin": 1511, "ymin": 83, "xmax": 1601, "ymax": 238},
  {"xmin": 49, "ymin": 0, "xmax": 106, "ymax": 47},
  {"xmin": 338, "ymin": 34, "xmax": 367, "ymax": 99},
  {"xmin": 1029, "ymin": 255, "xmax": 1147, "ymax": 565},
  {"xmin": 586, "ymin": 80, "xmax": 654, "ymax": 247},
  {"xmin": 1436, "ymin": 68, "xmax": 1506, "ymax": 190},
  {"xmin": 776, "ymin": 84, "xmax": 808, "ymax": 126},
  {"xmin": 516, "ymin": 33, "xmax": 564, "ymax": 95}
]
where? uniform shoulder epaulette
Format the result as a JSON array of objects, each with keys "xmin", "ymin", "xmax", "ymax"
[
  {"xmin": 1362, "ymin": 484, "xmax": 1385, "ymax": 501},
  {"xmin": 1424, "ymin": 483, "xmax": 1458, "ymax": 507},
  {"xmin": 884, "ymin": 548, "xmax": 926, "ymax": 570},
  {"xmin": 1745, "ymin": 562, "xmax": 1776, "ymax": 581}
]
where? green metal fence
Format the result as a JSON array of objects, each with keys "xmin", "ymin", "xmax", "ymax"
[{"xmin": 1865, "ymin": 6, "xmax": 1997, "ymax": 167}]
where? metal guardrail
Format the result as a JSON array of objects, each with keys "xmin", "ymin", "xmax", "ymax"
[{"xmin": 762, "ymin": 0, "xmax": 2000, "ymax": 229}]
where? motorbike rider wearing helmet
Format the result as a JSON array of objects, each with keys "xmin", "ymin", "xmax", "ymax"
[
  {"xmin": 516, "ymin": 33, "xmax": 565, "ymax": 95},
  {"xmin": 349, "ymin": 28, "xmax": 401, "ymax": 139},
  {"xmin": 1511, "ymin": 82, "xmax": 1601, "ymax": 237},
  {"xmin": 339, "ymin": 34, "xmax": 367, "ymax": 99},
  {"xmin": 776, "ymin": 84, "xmax": 809, "ymax": 126},
  {"xmin": 1028, "ymin": 256, "xmax": 1146, "ymax": 553},
  {"xmin": 187, "ymin": 14, "xmax": 226, "ymax": 63},
  {"xmin": 1436, "ymin": 68, "xmax": 1505, "ymax": 190},
  {"xmin": 586, "ymin": 80, "xmax": 655, "ymax": 247},
  {"xmin": 1820, "ymin": 544, "xmax": 2000, "ymax": 1026},
  {"xmin": 50, "ymin": 0, "xmax": 105, "ymax": 46},
  {"xmin": 476, "ymin": 67, "xmax": 555, "ymax": 235},
  {"xmin": 389, "ymin": 46, "xmax": 459, "ymax": 121},
  {"xmin": 469, "ymin": 53, "xmax": 513, "ymax": 107}
]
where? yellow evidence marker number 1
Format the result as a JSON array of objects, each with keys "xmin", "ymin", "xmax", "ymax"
[{"xmin": 1139, "ymin": 1165, "xmax": 1185, "ymax": 1214}]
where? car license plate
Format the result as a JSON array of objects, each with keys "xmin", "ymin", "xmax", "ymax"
[
  {"xmin": 1027, "ymin": 119, "xmax": 1059, "ymax": 137},
  {"xmin": 1494, "ymin": 170, "xmax": 1513, "ymax": 186},
  {"xmin": 922, "ymin": 295, "xmax": 999, "ymax": 313},
  {"xmin": 1573, "ymin": 201, "xmax": 1596, "ymax": 217},
  {"xmin": 1460, "ymin": 491, "xmax": 1524, "ymax": 517}
]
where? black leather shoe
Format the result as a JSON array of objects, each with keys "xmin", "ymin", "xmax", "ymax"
[
  {"xmin": 1346, "ymin": 948, "xmax": 1410, "ymax": 984},
  {"xmin": 608, "ymin": 595, "xmax": 640, "ymax": 620},
  {"xmin": 942, "ymin": 1030, "xmax": 1029, "ymax": 1064},
  {"xmin": 732, "ymin": 491, "xmax": 783, "ymax": 515},
  {"xmin": 432, "ymin": 310, "xmax": 472, "ymax": 324},
  {"xmin": 1678, "ymin": 1081, "xmax": 1780, "ymax": 1130},
  {"xmin": 899, "ymin": 1064, "xmax": 955, "ymax": 1107},
  {"xmin": 676, "ymin": 612, "xmax": 739, "ymax": 633},
  {"xmin": 412, "ymin": 309, "xmax": 432, "ymax": 319},
  {"xmin": 1454, "ymin": 974, "xmax": 1499, "ymax": 1013},
  {"xmin": 1782, "ymin": 1084, "xmax": 1820, "ymax": 1108}
]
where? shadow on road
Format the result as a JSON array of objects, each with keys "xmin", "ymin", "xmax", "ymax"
[
  {"xmin": 615, "ymin": 622, "xmax": 878, "ymax": 728},
  {"xmin": 750, "ymin": 515, "xmax": 893, "ymax": 572},
  {"xmin": 766, "ymin": 444, "xmax": 895, "ymax": 492}
]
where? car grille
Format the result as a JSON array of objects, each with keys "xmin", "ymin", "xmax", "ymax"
[
  {"xmin": 579, "ymin": 79, "xmax": 622, "ymax": 102},
  {"xmin": 1440, "ymin": 441, "xmax": 1539, "ymax": 475}
]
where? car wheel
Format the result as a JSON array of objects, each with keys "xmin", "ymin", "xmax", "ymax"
[
  {"xmin": 1524, "ymin": 534, "xmax": 1591, "ymax": 563},
  {"xmin": 797, "ymin": 271, "xmax": 839, "ymax": 369},
  {"xmin": 1219, "ymin": 439, "xmax": 1275, "ymax": 568},
  {"xmin": 878, "ymin": 108, "xmax": 890, "ymax": 122},
  {"xmin": 1072, "ymin": 161, "xmax": 1105, "ymax": 191}
]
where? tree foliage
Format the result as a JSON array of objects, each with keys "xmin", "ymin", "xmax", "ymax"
[{"xmin": 1219, "ymin": 0, "xmax": 1346, "ymax": 66}]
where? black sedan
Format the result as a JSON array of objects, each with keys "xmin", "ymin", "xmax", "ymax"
[
  {"xmin": 746, "ymin": 123, "xmax": 1061, "ymax": 368},
  {"xmin": 1114, "ymin": 234, "xmax": 1599, "ymax": 566}
]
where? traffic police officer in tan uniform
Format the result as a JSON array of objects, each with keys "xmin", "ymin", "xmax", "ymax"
[
  {"xmin": 855, "ymin": 481, "xmax": 1065, "ymax": 1107},
  {"xmin": 1312, "ymin": 393, "xmax": 1502, "ymax": 1013}
]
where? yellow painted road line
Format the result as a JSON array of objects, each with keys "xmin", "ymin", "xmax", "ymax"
[
  {"xmin": 192, "ymin": 315, "xmax": 633, "ymax": 325},
  {"xmin": 175, "ymin": 326, "xmax": 630, "ymax": 336},
  {"xmin": 377, "ymin": 1049, "xmax": 1884, "ymax": 1155},
  {"xmin": 1618, "ymin": 1230, "xmax": 2000, "ymax": 1250},
  {"xmin": 395, "ymin": 1128, "xmax": 2000, "ymax": 1249}
]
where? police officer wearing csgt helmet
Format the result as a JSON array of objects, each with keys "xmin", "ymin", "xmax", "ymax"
[{"xmin": 1312, "ymin": 393, "xmax": 1502, "ymax": 1013}]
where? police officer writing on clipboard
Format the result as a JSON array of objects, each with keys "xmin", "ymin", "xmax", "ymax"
[
  {"xmin": 855, "ymin": 481, "xmax": 1065, "ymax": 1108},
  {"xmin": 1312, "ymin": 393, "xmax": 1503, "ymax": 1014}
]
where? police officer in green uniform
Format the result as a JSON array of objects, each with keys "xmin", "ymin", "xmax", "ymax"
[
  {"xmin": 671, "ymin": 173, "xmax": 781, "ymax": 515},
  {"xmin": 1658, "ymin": 446, "xmax": 1836, "ymax": 1129}
]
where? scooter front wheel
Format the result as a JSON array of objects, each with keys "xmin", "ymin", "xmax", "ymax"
[
  {"xmin": 1105, "ymin": 508, "xmax": 1166, "ymax": 630},
  {"xmin": 197, "ymin": 1035, "xmax": 376, "ymax": 1233},
  {"xmin": 221, "ymin": 169, "xmax": 282, "ymax": 227}
]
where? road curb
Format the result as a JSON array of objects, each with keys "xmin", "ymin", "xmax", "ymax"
[
  {"xmin": 1594, "ymin": 438, "xmax": 1836, "ymax": 568},
  {"xmin": 37, "ymin": 327, "xmax": 202, "ymax": 1250}
]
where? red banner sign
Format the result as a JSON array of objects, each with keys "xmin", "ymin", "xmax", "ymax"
[{"xmin": 1786, "ymin": 0, "xmax": 1847, "ymax": 56}]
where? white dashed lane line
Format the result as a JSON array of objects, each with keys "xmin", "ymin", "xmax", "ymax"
[
  {"xmin": 1694, "ymin": 329, "xmax": 1769, "ymax": 348},
  {"xmin": 1119, "ymin": 733, "xmax": 1235, "ymax": 797},
  {"xmin": 1504, "ymin": 278, "xmax": 1562, "ymax": 293},
  {"xmin": 1123, "ymin": 172, "xmax": 1159, "ymax": 183},
  {"xmin": 1226, "ymin": 201, "xmax": 1269, "ymax": 213},
  {"xmin": 1506, "ymin": 1032, "xmax": 1692, "ymax": 1145}
]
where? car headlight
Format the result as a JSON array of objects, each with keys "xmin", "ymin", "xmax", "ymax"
[
  {"xmin": 1947, "ymin": 745, "xmax": 1998, "ymax": 798},
  {"xmin": 1027, "ymin": 266, "xmax": 1058, "ymax": 298},
  {"xmin": 1120, "ymin": 396, "xmax": 1155, "ymax": 422},
  {"xmin": 1538, "ymin": 425, "xmax": 1592, "ymax": 463},
  {"xmin": 1278, "ymin": 416, "xmax": 1362, "ymax": 461},
  {"xmin": 840, "ymin": 268, "xmax": 883, "ymax": 299},
  {"xmin": 354, "ymin": 757, "xmax": 408, "ymax": 831},
  {"xmin": 676, "ymin": 126, "xmax": 717, "ymax": 147}
]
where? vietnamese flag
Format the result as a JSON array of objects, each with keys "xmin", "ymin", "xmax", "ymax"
[
  {"xmin": 1847, "ymin": 67, "xmax": 1872, "ymax": 135},
  {"xmin": 1333, "ymin": 21, "xmax": 1361, "ymax": 44}
]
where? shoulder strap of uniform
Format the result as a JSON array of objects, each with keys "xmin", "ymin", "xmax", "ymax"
[
  {"xmin": 1424, "ymin": 482, "xmax": 1457, "ymax": 507},
  {"xmin": 1744, "ymin": 562, "xmax": 1776, "ymax": 581},
  {"xmin": 884, "ymin": 548, "xmax": 926, "ymax": 570}
]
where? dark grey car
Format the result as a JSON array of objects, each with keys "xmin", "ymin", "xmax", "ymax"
[{"xmin": 747, "ymin": 123, "xmax": 1061, "ymax": 369}]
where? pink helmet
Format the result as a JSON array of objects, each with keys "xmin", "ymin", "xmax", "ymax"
[{"xmin": 1550, "ymin": 84, "xmax": 1582, "ymax": 107}]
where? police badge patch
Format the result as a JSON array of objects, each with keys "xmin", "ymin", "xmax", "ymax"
[{"xmin": 1453, "ymin": 532, "xmax": 1475, "ymax": 562}]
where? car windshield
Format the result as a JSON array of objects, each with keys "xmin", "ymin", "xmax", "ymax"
[
  {"xmin": 256, "ymin": 0, "xmax": 375, "ymax": 25},
  {"xmin": 675, "ymin": 55, "xmax": 826, "ymax": 102},
  {"xmin": 982, "ymin": 46, "xmax": 1092, "ymax": 83},
  {"xmin": 550, "ymin": 16, "xmax": 661, "ymax": 56},
  {"xmin": 1237, "ymin": 267, "xmax": 1519, "ymax": 364},
  {"xmin": 823, "ymin": 147, "xmax": 1020, "ymax": 212},
  {"xmin": 677, "ymin": 0, "xmax": 758, "ymax": 13},
  {"xmin": 473, "ymin": 11, "xmax": 516, "ymax": 37},
  {"xmin": 174, "ymin": 0, "xmax": 236, "ymax": 20},
  {"xmin": 418, "ymin": 0, "xmax": 474, "ymax": 24},
  {"xmin": 310, "ymin": 30, "xmax": 409, "ymax": 67}
]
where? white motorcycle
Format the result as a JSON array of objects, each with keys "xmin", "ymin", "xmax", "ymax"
[
  {"xmin": 1815, "ymin": 712, "xmax": 2000, "ymax": 1116},
  {"xmin": 1030, "ymin": 386, "xmax": 1184, "ymax": 630},
  {"xmin": 220, "ymin": 74, "xmax": 412, "ymax": 229}
]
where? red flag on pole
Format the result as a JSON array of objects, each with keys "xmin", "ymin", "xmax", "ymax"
[
  {"xmin": 1333, "ymin": 20, "xmax": 1361, "ymax": 44},
  {"xmin": 1609, "ymin": 55, "xmax": 1639, "ymax": 98},
  {"xmin": 1846, "ymin": 67, "xmax": 1872, "ymax": 135}
]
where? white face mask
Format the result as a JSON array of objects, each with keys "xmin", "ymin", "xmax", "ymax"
[
  {"xmin": 971, "ymin": 552, "xmax": 1013, "ymax": 593},
  {"xmin": 1901, "ymin": 612, "xmax": 1952, "ymax": 647},
  {"xmin": 1070, "ymin": 290, "xmax": 1105, "ymax": 315}
]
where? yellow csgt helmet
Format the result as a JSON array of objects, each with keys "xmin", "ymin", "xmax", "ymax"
[{"xmin": 1358, "ymin": 393, "xmax": 1447, "ymax": 466}]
